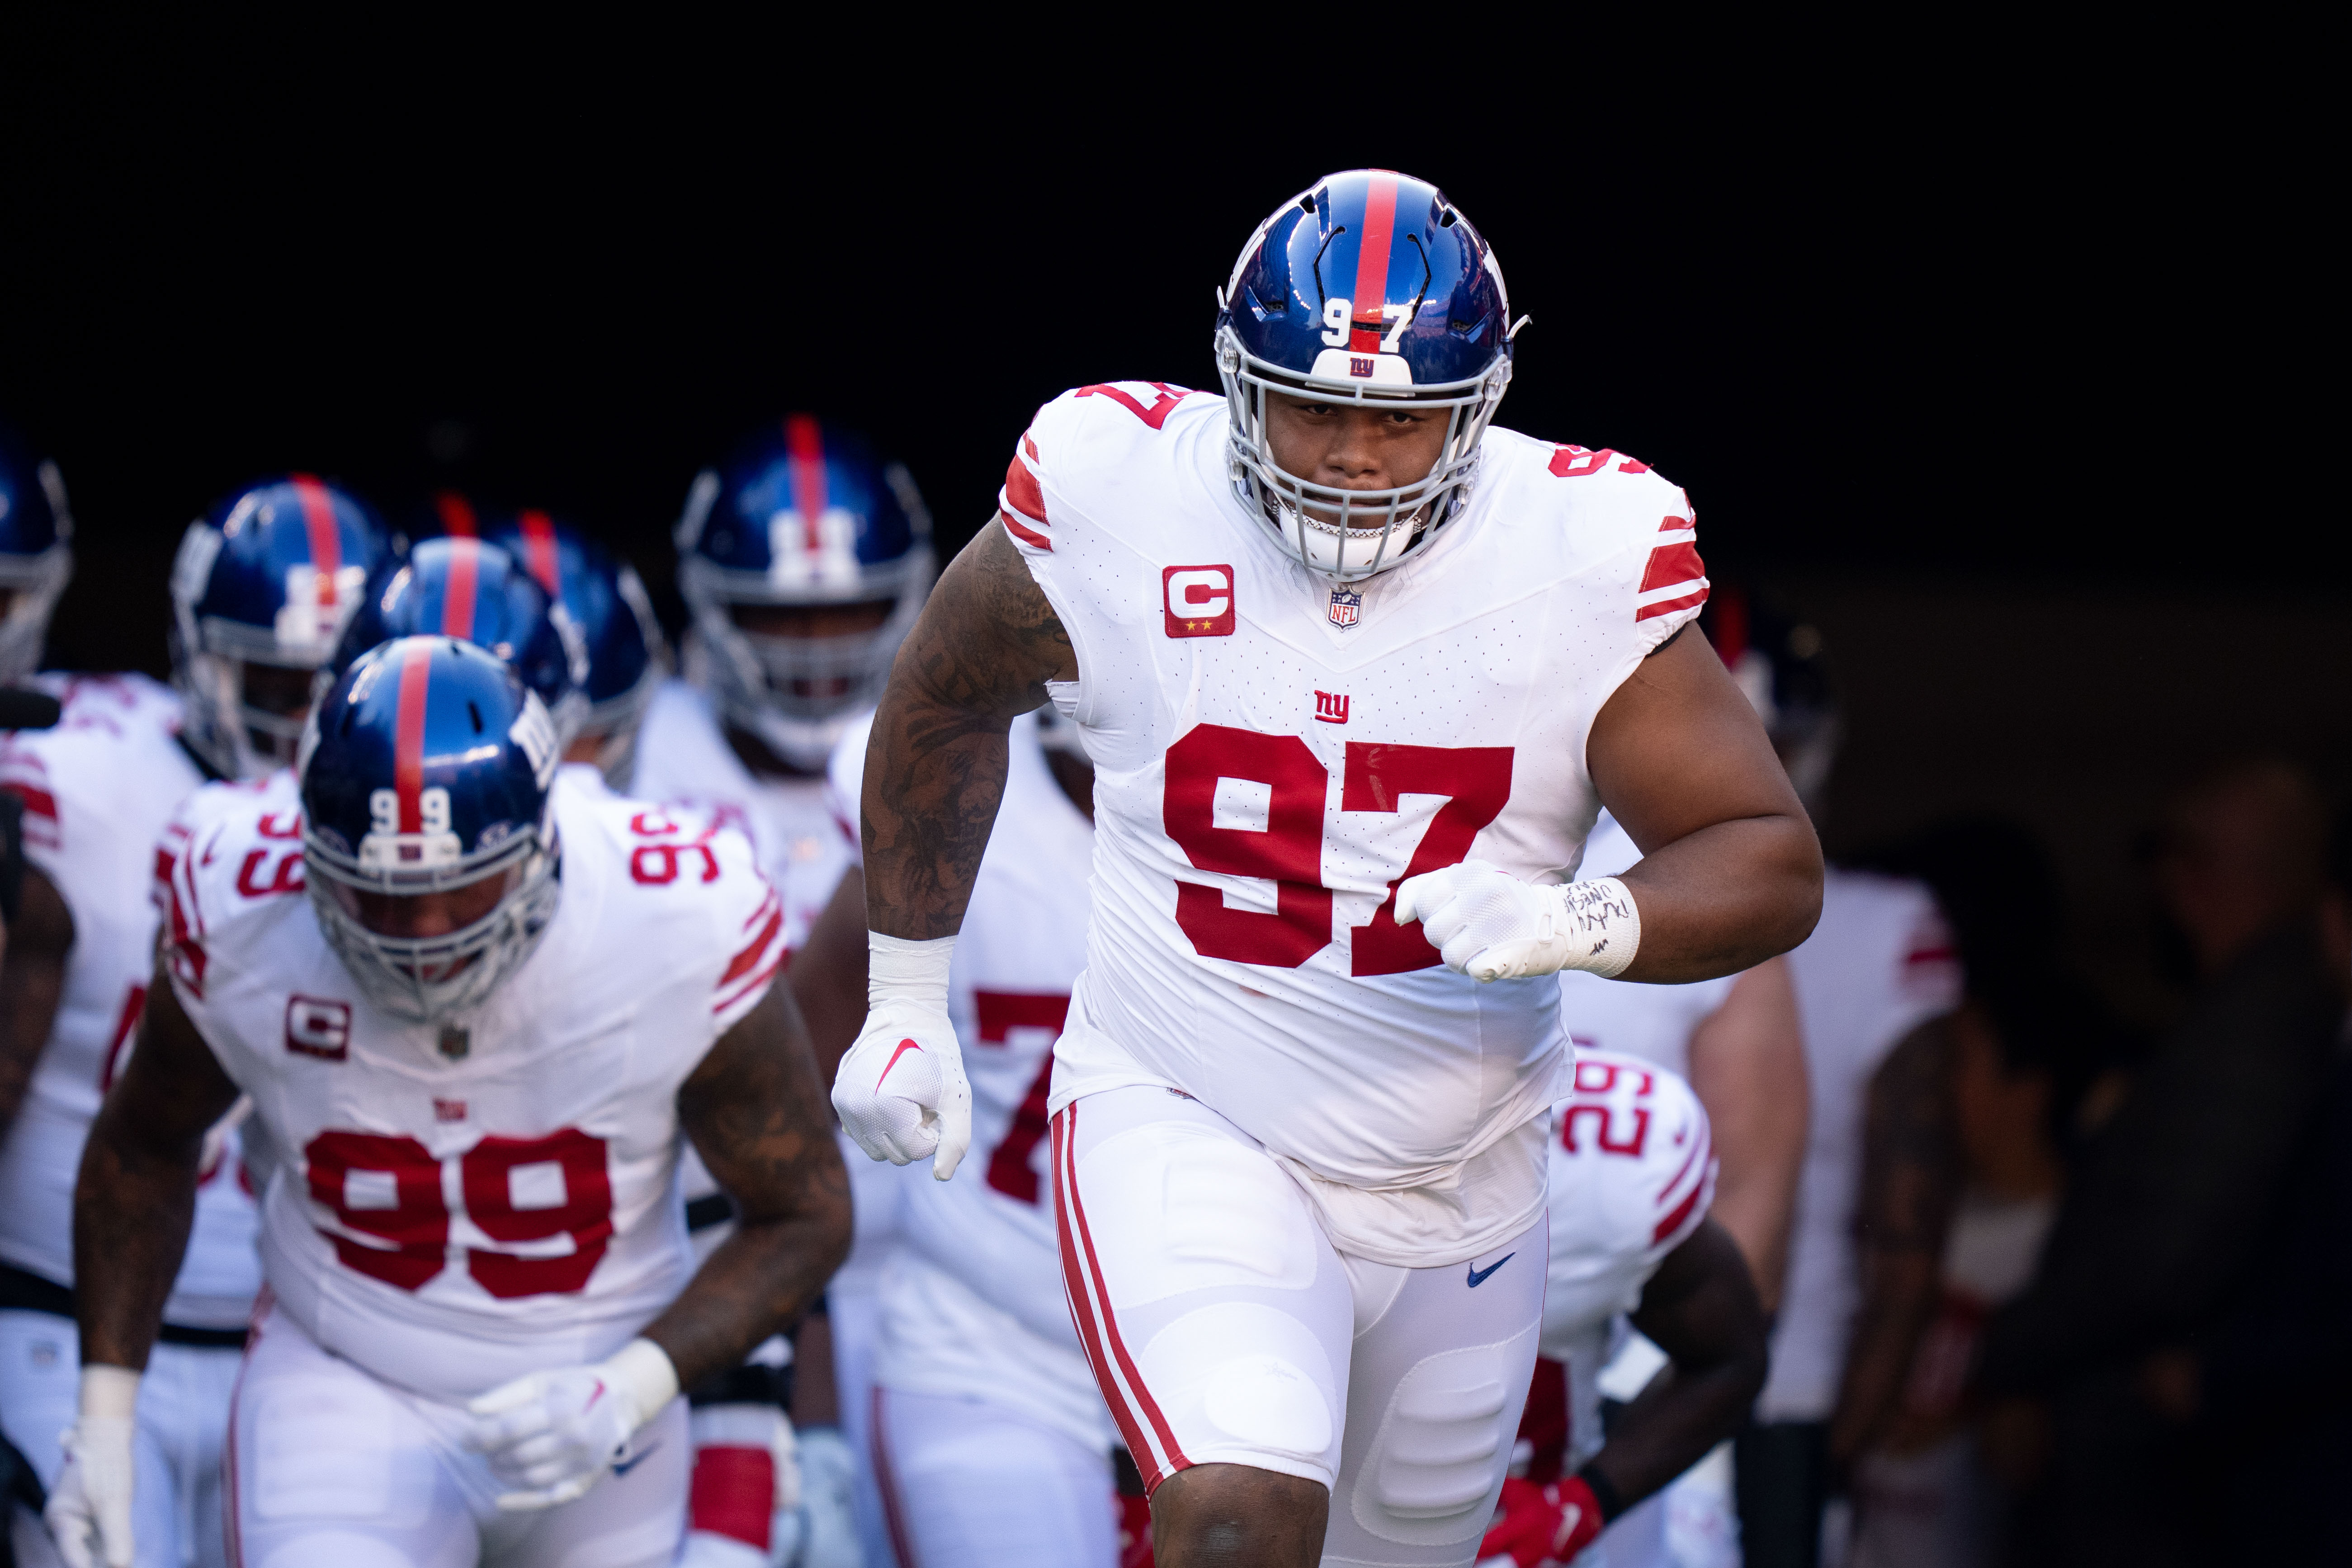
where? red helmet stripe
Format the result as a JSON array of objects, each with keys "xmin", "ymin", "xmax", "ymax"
[
  {"xmin": 393, "ymin": 641, "xmax": 432, "ymax": 833},
  {"xmin": 516, "ymin": 509, "xmax": 562, "ymax": 596},
  {"xmin": 290, "ymin": 474, "xmax": 343, "ymax": 607},
  {"xmin": 784, "ymin": 414, "xmax": 828, "ymax": 555},
  {"xmin": 435, "ymin": 491, "xmax": 479, "ymax": 538},
  {"xmin": 439, "ymin": 537, "xmax": 481, "ymax": 639},
  {"xmin": 1350, "ymin": 171, "xmax": 1401, "ymax": 335}
]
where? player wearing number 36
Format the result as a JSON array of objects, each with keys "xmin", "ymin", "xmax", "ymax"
[
  {"xmin": 831, "ymin": 168, "xmax": 1823, "ymax": 1567},
  {"xmin": 52, "ymin": 635, "xmax": 850, "ymax": 1568}
]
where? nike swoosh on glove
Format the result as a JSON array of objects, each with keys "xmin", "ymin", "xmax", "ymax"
[
  {"xmin": 1395, "ymin": 861, "xmax": 1640, "ymax": 982},
  {"xmin": 465, "ymin": 1339, "xmax": 678, "ymax": 1511},
  {"xmin": 831, "ymin": 997, "xmax": 973, "ymax": 1179},
  {"xmin": 45, "ymin": 1416, "xmax": 137, "ymax": 1568}
]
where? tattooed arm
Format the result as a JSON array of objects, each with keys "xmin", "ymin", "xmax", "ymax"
[
  {"xmin": 652, "ymin": 979, "xmax": 852, "ymax": 1387},
  {"xmin": 1828, "ymin": 1009, "xmax": 1963, "ymax": 1465},
  {"xmin": 73, "ymin": 956, "xmax": 241, "ymax": 1370},
  {"xmin": 861, "ymin": 521, "xmax": 1075, "ymax": 940}
]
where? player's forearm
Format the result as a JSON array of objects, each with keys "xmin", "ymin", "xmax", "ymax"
[
  {"xmin": 1614, "ymin": 814, "xmax": 1822, "ymax": 982},
  {"xmin": 71, "ymin": 1103, "xmax": 203, "ymax": 1370},
  {"xmin": 861, "ymin": 525, "xmax": 1073, "ymax": 941},
  {"xmin": 1828, "ymin": 1248, "xmax": 1941, "ymax": 1462},
  {"xmin": 1610, "ymin": 1226, "xmax": 1770, "ymax": 1505},
  {"xmin": 639, "ymin": 1206, "xmax": 850, "ymax": 1390},
  {"xmin": 860, "ymin": 685, "xmax": 1015, "ymax": 940}
]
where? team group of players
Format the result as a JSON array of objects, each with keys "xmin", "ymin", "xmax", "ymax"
[{"xmin": 0, "ymin": 170, "xmax": 1956, "ymax": 1568}]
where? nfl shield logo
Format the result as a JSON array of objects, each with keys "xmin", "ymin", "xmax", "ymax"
[{"xmin": 1327, "ymin": 588, "xmax": 1362, "ymax": 628}]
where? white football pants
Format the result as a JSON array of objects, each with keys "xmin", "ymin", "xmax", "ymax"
[
  {"xmin": 224, "ymin": 1304, "xmax": 688, "ymax": 1568},
  {"xmin": 1051, "ymin": 1086, "xmax": 1547, "ymax": 1568},
  {"xmin": 0, "ymin": 1307, "xmax": 239, "ymax": 1568},
  {"xmin": 868, "ymin": 1387, "xmax": 1119, "ymax": 1568}
]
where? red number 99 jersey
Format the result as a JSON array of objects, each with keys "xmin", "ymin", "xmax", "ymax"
[{"xmin": 161, "ymin": 779, "xmax": 787, "ymax": 1399}]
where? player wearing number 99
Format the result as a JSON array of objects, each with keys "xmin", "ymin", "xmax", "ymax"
[
  {"xmin": 831, "ymin": 168, "xmax": 1823, "ymax": 1568},
  {"xmin": 51, "ymin": 636, "xmax": 850, "ymax": 1568},
  {"xmin": 3, "ymin": 463, "xmax": 312, "ymax": 1568}
]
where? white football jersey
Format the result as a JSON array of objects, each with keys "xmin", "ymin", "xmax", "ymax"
[
  {"xmin": 1760, "ymin": 867, "xmax": 1957, "ymax": 1421},
  {"xmin": 0, "ymin": 674, "xmax": 260, "ymax": 1328},
  {"xmin": 1542, "ymin": 1050, "xmax": 1715, "ymax": 1476},
  {"xmin": 1005, "ymin": 384, "xmax": 1710, "ymax": 1266},
  {"xmin": 1558, "ymin": 814, "xmax": 1738, "ymax": 1079},
  {"xmin": 630, "ymin": 676, "xmax": 855, "ymax": 955},
  {"xmin": 158, "ymin": 781, "xmax": 788, "ymax": 1400},
  {"xmin": 835, "ymin": 709, "xmax": 1111, "ymax": 1452}
]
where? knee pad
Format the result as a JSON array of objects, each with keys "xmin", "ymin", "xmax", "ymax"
[
  {"xmin": 1078, "ymin": 1124, "xmax": 1320, "ymax": 1307},
  {"xmin": 1138, "ymin": 1302, "xmax": 1339, "ymax": 1476},
  {"xmin": 1347, "ymin": 1322, "xmax": 1538, "ymax": 1547}
]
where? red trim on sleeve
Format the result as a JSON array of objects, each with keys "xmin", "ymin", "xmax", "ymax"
[
  {"xmin": 1636, "ymin": 587, "xmax": 1710, "ymax": 623},
  {"xmin": 1000, "ymin": 510, "xmax": 1052, "ymax": 552},
  {"xmin": 1639, "ymin": 541, "xmax": 1706, "ymax": 594},
  {"xmin": 1003, "ymin": 454, "xmax": 1048, "ymax": 524}
]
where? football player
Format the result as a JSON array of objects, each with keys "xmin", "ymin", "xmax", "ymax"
[
  {"xmin": 636, "ymin": 415, "xmax": 935, "ymax": 1568},
  {"xmin": 481, "ymin": 509, "xmax": 667, "ymax": 790},
  {"xmin": 831, "ymin": 169, "xmax": 1824, "ymax": 1567},
  {"xmin": 1478, "ymin": 1052, "xmax": 1768, "ymax": 1568},
  {"xmin": 3, "ymin": 471, "xmax": 384, "ymax": 1568},
  {"xmin": 793, "ymin": 700, "xmax": 1109, "ymax": 1566},
  {"xmin": 49, "ymin": 636, "xmax": 850, "ymax": 1568},
  {"xmin": 1707, "ymin": 591, "xmax": 1957, "ymax": 1562}
]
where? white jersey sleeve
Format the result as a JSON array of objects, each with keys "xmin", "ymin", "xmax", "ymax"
[
  {"xmin": 0, "ymin": 675, "xmax": 260, "ymax": 1328},
  {"xmin": 996, "ymin": 386, "xmax": 1710, "ymax": 1266},
  {"xmin": 1541, "ymin": 1049, "xmax": 1716, "ymax": 1360},
  {"xmin": 160, "ymin": 786, "xmax": 787, "ymax": 1398},
  {"xmin": 1761, "ymin": 868, "xmax": 1958, "ymax": 1421}
]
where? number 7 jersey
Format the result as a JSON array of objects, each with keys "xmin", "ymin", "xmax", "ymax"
[
  {"xmin": 160, "ymin": 782, "xmax": 789, "ymax": 1401},
  {"xmin": 1005, "ymin": 384, "xmax": 1710, "ymax": 1267}
]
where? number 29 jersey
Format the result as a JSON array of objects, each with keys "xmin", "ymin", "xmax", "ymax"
[
  {"xmin": 1006, "ymin": 384, "xmax": 1710, "ymax": 1266},
  {"xmin": 160, "ymin": 783, "xmax": 788, "ymax": 1401}
]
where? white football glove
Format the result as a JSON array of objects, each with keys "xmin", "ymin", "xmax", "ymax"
[
  {"xmin": 1394, "ymin": 861, "xmax": 1642, "ymax": 982},
  {"xmin": 45, "ymin": 1365, "xmax": 139, "ymax": 1568},
  {"xmin": 464, "ymin": 1338, "xmax": 678, "ymax": 1511},
  {"xmin": 831, "ymin": 933, "xmax": 971, "ymax": 1180},
  {"xmin": 791, "ymin": 1425, "xmax": 862, "ymax": 1568}
]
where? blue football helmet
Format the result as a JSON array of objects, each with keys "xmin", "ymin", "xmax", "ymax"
[
  {"xmin": 1215, "ymin": 169, "xmax": 1522, "ymax": 580},
  {"xmin": 0, "ymin": 424, "xmax": 73, "ymax": 685},
  {"xmin": 328, "ymin": 536, "xmax": 590, "ymax": 744},
  {"xmin": 675, "ymin": 415, "xmax": 932, "ymax": 769},
  {"xmin": 484, "ymin": 509, "xmax": 667, "ymax": 788},
  {"xmin": 171, "ymin": 475, "xmax": 390, "ymax": 779},
  {"xmin": 300, "ymin": 635, "xmax": 563, "ymax": 1023}
]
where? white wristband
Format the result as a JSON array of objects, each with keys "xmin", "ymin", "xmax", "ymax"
[
  {"xmin": 868, "ymin": 931, "xmax": 955, "ymax": 1010},
  {"xmin": 604, "ymin": 1338, "xmax": 679, "ymax": 1432},
  {"xmin": 78, "ymin": 1364, "xmax": 141, "ymax": 1422},
  {"xmin": 1554, "ymin": 877, "xmax": 1641, "ymax": 978}
]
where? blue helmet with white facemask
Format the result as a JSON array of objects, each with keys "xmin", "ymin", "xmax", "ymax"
[
  {"xmin": 328, "ymin": 536, "xmax": 590, "ymax": 745},
  {"xmin": 1215, "ymin": 169, "xmax": 1520, "ymax": 581},
  {"xmin": 0, "ymin": 423, "xmax": 71, "ymax": 686},
  {"xmin": 300, "ymin": 636, "xmax": 563, "ymax": 1025},
  {"xmin": 172, "ymin": 475, "xmax": 389, "ymax": 779},
  {"xmin": 675, "ymin": 415, "xmax": 932, "ymax": 770}
]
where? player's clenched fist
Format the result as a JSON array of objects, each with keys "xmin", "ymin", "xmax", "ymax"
[
  {"xmin": 45, "ymin": 1367, "xmax": 141, "ymax": 1568},
  {"xmin": 463, "ymin": 1338, "xmax": 678, "ymax": 1510},
  {"xmin": 831, "ymin": 932, "xmax": 972, "ymax": 1179},
  {"xmin": 1395, "ymin": 860, "xmax": 1643, "ymax": 982}
]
